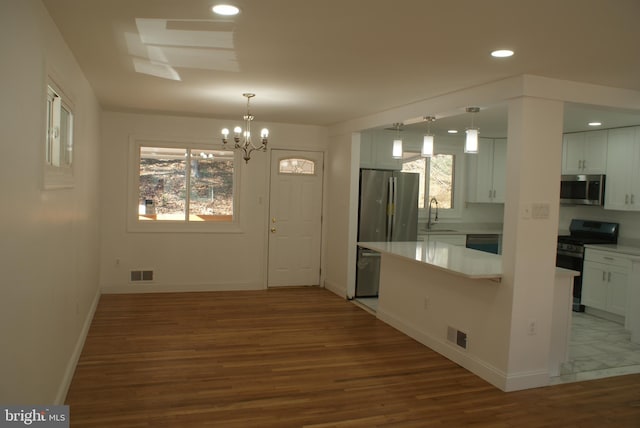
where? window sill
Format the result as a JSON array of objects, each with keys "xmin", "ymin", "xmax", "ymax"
[{"xmin": 129, "ymin": 214, "xmax": 242, "ymax": 233}]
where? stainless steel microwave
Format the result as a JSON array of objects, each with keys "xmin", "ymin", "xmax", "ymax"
[{"xmin": 560, "ymin": 174, "xmax": 605, "ymax": 205}]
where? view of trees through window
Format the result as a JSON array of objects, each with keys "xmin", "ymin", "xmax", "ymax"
[
  {"xmin": 46, "ymin": 85, "xmax": 73, "ymax": 168},
  {"xmin": 138, "ymin": 146, "xmax": 234, "ymax": 221},
  {"xmin": 402, "ymin": 153, "xmax": 454, "ymax": 209}
]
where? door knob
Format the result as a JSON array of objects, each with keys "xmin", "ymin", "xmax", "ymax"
[{"xmin": 270, "ymin": 227, "xmax": 276, "ymax": 233}]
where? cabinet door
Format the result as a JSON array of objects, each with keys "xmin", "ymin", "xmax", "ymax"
[
  {"xmin": 562, "ymin": 133, "xmax": 585, "ymax": 174},
  {"xmin": 372, "ymin": 136, "xmax": 402, "ymax": 170},
  {"xmin": 583, "ymin": 130, "xmax": 607, "ymax": 174},
  {"xmin": 629, "ymin": 127, "xmax": 640, "ymax": 210},
  {"xmin": 466, "ymin": 138, "xmax": 494, "ymax": 203},
  {"xmin": 359, "ymin": 132, "xmax": 374, "ymax": 168},
  {"xmin": 491, "ymin": 138, "xmax": 507, "ymax": 202},
  {"xmin": 605, "ymin": 127, "xmax": 634, "ymax": 211},
  {"xmin": 582, "ymin": 261, "xmax": 607, "ymax": 311},
  {"xmin": 607, "ymin": 266, "xmax": 629, "ymax": 316}
]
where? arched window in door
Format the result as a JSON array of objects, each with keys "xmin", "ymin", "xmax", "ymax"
[{"xmin": 278, "ymin": 158, "xmax": 316, "ymax": 175}]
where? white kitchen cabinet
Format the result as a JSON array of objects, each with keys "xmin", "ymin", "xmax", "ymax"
[
  {"xmin": 605, "ymin": 126, "xmax": 640, "ymax": 211},
  {"xmin": 582, "ymin": 248, "xmax": 631, "ymax": 316},
  {"xmin": 359, "ymin": 132, "xmax": 374, "ymax": 168},
  {"xmin": 562, "ymin": 130, "xmax": 607, "ymax": 174},
  {"xmin": 466, "ymin": 138, "xmax": 506, "ymax": 203},
  {"xmin": 373, "ymin": 137, "xmax": 402, "ymax": 170},
  {"xmin": 359, "ymin": 131, "xmax": 403, "ymax": 170}
]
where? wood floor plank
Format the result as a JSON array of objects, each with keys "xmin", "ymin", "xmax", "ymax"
[{"xmin": 66, "ymin": 288, "xmax": 640, "ymax": 427}]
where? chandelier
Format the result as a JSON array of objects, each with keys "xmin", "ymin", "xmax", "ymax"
[{"xmin": 221, "ymin": 93, "xmax": 269, "ymax": 163}]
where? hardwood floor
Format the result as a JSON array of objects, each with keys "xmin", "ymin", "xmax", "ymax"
[{"xmin": 66, "ymin": 288, "xmax": 640, "ymax": 427}]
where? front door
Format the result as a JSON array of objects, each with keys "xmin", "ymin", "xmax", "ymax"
[{"xmin": 268, "ymin": 150, "xmax": 324, "ymax": 287}]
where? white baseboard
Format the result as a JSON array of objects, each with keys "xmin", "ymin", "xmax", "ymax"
[
  {"xmin": 55, "ymin": 288, "xmax": 101, "ymax": 405},
  {"xmin": 101, "ymin": 281, "xmax": 264, "ymax": 294},
  {"xmin": 584, "ymin": 307, "xmax": 625, "ymax": 325},
  {"xmin": 377, "ymin": 309, "xmax": 550, "ymax": 392}
]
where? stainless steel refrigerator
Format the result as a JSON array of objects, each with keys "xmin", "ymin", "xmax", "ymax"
[{"xmin": 356, "ymin": 169, "xmax": 419, "ymax": 297}]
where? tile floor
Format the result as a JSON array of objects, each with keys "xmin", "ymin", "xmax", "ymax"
[
  {"xmin": 354, "ymin": 297, "xmax": 378, "ymax": 313},
  {"xmin": 355, "ymin": 298, "xmax": 640, "ymax": 385},
  {"xmin": 552, "ymin": 312, "xmax": 640, "ymax": 384}
]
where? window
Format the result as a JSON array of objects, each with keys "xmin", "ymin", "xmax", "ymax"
[
  {"xmin": 279, "ymin": 158, "xmax": 316, "ymax": 175},
  {"xmin": 402, "ymin": 152, "xmax": 456, "ymax": 211},
  {"xmin": 44, "ymin": 82, "xmax": 74, "ymax": 188},
  {"xmin": 137, "ymin": 145, "xmax": 235, "ymax": 223}
]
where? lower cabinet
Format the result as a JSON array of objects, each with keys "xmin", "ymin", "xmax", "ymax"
[{"xmin": 582, "ymin": 248, "xmax": 631, "ymax": 316}]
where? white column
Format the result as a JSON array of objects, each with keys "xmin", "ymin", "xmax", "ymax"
[{"xmin": 501, "ymin": 96, "xmax": 564, "ymax": 389}]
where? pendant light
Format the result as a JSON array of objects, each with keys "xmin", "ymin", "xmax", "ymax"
[
  {"xmin": 391, "ymin": 123, "xmax": 403, "ymax": 159},
  {"xmin": 465, "ymin": 107, "xmax": 480, "ymax": 154},
  {"xmin": 421, "ymin": 116, "xmax": 436, "ymax": 157}
]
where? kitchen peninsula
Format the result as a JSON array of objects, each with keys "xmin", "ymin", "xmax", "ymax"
[{"xmin": 357, "ymin": 240, "xmax": 579, "ymax": 391}]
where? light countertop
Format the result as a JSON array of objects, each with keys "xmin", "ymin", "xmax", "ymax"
[
  {"xmin": 419, "ymin": 223, "xmax": 503, "ymax": 236},
  {"xmin": 584, "ymin": 244, "xmax": 640, "ymax": 259},
  {"xmin": 420, "ymin": 228, "xmax": 503, "ymax": 236},
  {"xmin": 358, "ymin": 241, "xmax": 580, "ymax": 281},
  {"xmin": 359, "ymin": 240, "xmax": 502, "ymax": 280}
]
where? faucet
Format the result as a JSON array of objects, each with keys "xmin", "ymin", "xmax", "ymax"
[{"xmin": 427, "ymin": 197, "xmax": 439, "ymax": 230}]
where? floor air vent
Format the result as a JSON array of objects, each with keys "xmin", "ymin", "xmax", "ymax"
[
  {"xmin": 447, "ymin": 326, "xmax": 468, "ymax": 350},
  {"xmin": 130, "ymin": 270, "xmax": 154, "ymax": 282}
]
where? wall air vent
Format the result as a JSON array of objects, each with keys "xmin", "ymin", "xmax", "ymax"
[
  {"xmin": 130, "ymin": 270, "xmax": 154, "ymax": 282},
  {"xmin": 447, "ymin": 326, "xmax": 468, "ymax": 350}
]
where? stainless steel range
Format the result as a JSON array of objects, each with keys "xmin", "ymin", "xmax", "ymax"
[{"xmin": 556, "ymin": 219, "xmax": 619, "ymax": 312}]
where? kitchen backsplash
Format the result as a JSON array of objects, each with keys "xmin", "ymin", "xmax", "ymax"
[
  {"xmin": 431, "ymin": 203, "xmax": 640, "ymax": 245},
  {"xmin": 559, "ymin": 205, "xmax": 640, "ymax": 243}
]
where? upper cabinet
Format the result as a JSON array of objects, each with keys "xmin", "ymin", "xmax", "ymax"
[
  {"xmin": 360, "ymin": 131, "xmax": 402, "ymax": 170},
  {"xmin": 562, "ymin": 130, "xmax": 607, "ymax": 174},
  {"xmin": 605, "ymin": 126, "xmax": 640, "ymax": 211},
  {"xmin": 466, "ymin": 138, "xmax": 506, "ymax": 203}
]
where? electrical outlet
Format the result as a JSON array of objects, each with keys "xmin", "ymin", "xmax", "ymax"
[{"xmin": 527, "ymin": 319, "xmax": 537, "ymax": 336}]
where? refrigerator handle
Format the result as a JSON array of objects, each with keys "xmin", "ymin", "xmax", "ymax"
[
  {"xmin": 387, "ymin": 176, "xmax": 398, "ymax": 241},
  {"xmin": 386, "ymin": 176, "xmax": 394, "ymax": 241}
]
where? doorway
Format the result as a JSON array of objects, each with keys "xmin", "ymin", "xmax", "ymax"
[{"xmin": 267, "ymin": 150, "xmax": 324, "ymax": 287}]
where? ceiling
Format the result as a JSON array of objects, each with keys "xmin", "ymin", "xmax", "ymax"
[{"xmin": 42, "ymin": 0, "xmax": 640, "ymax": 132}]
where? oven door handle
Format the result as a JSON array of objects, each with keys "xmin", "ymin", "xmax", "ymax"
[{"xmin": 557, "ymin": 249, "xmax": 582, "ymax": 258}]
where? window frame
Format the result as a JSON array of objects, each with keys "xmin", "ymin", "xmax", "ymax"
[
  {"xmin": 401, "ymin": 143, "xmax": 463, "ymax": 220},
  {"xmin": 43, "ymin": 78, "xmax": 75, "ymax": 190},
  {"xmin": 128, "ymin": 137, "xmax": 243, "ymax": 233}
]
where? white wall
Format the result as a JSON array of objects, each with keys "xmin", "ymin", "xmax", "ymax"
[
  {"xmin": 560, "ymin": 205, "xmax": 640, "ymax": 243},
  {"xmin": 324, "ymin": 132, "xmax": 358, "ymax": 297},
  {"xmin": 99, "ymin": 111, "xmax": 328, "ymax": 292},
  {"xmin": 0, "ymin": 0, "xmax": 101, "ymax": 404}
]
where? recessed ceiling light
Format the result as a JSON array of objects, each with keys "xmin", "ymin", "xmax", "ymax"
[
  {"xmin": 447, "ymin": 129, "xmax": 458, "ymax": 134},
  {"xmin": 491, "ymin": 49, "xmax": 514, "ymax": 58},
  {"xmin": 588, "ymin": 121, "xmax": 602, "ymax": 127},
  {"xmin": 212, "ymin": 4, "xmax": 240, "ymax": 16}
]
